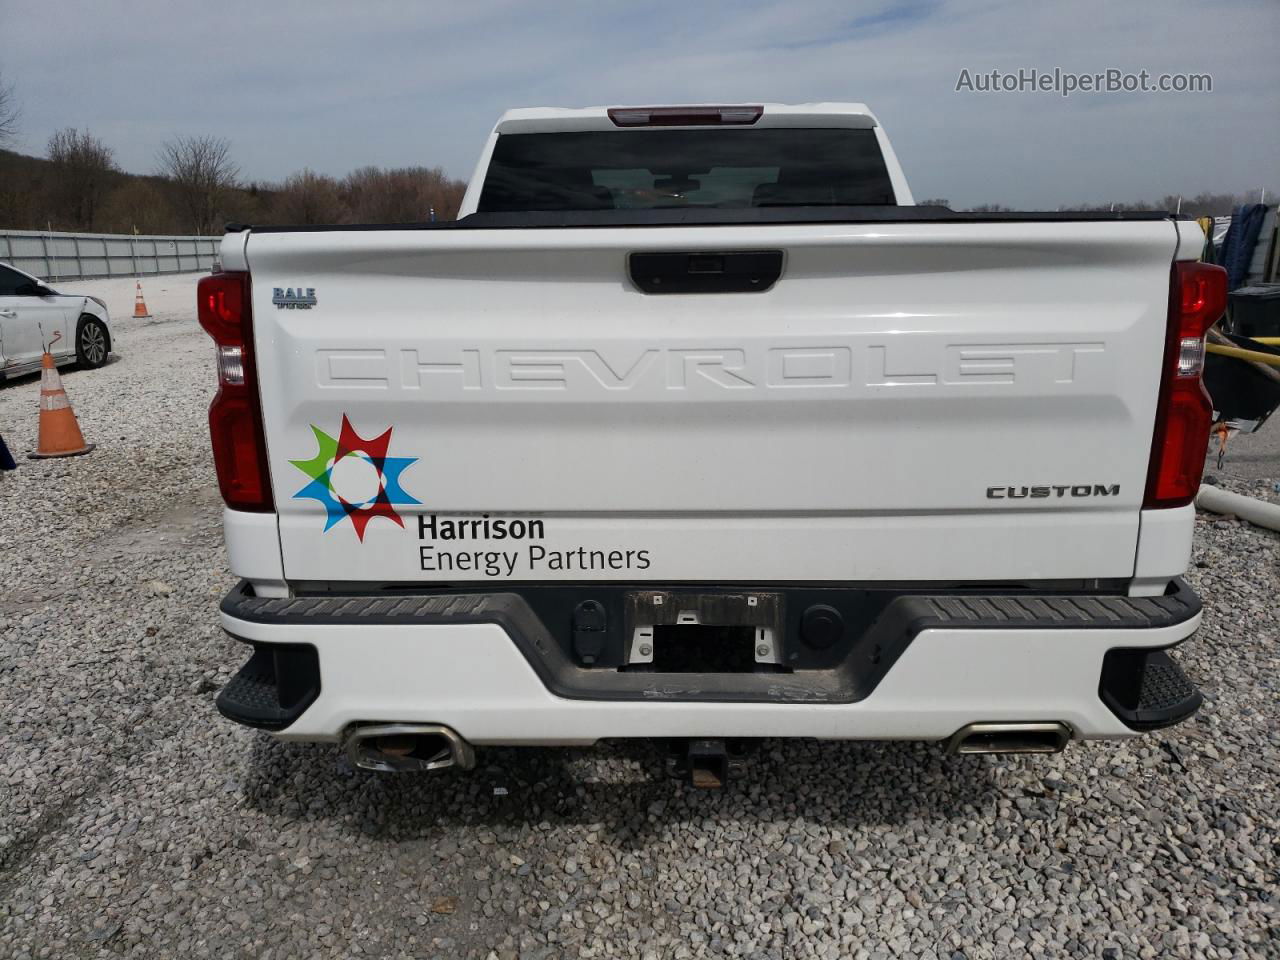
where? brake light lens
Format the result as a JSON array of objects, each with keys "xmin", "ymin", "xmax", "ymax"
[
  {"xmin": 1144, "ymin": 261, "xmax": 1227, "ymax": 508},
  {"xmin": 608, "ymin": 105, "xmax": 763, "ymax": 127},
  {"xmin": 197, "ymin": 271, "xmax": 273, "ymax": 511}
]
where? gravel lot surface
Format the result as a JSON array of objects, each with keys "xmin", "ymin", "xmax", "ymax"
[{"xmin": 1, "ymin": 273, "xmax": 1277, "ymax": 959}]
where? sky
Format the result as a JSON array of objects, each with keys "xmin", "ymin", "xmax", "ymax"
[{"xmin": 0, "ymin": 0, "xmax": 1276, "ymax": 209}]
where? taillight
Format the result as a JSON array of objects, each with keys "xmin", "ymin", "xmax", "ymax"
[
  {"xmin": 607, "ymin": 105, "xmax": 763, "ymax": 127},
  {"xmin": 1144, "ymin": 261, "xmax": 1227, "ymax": 508},
  {"xmin": 198, "ymin": 271, "xmax": 273, "ymax": 511}
]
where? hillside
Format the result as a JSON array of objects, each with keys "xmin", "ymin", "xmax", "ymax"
[
  {"xmin": 0, "ymin": 148, "xmax": 465, "ymax": 234},
  {"xmin": 0, "ymin": 148, "xmax": 277, "ymax": 234}
]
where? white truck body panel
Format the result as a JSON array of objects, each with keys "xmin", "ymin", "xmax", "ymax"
[
  {"xmin": 244, "ymin": 220, "xmax": 1177, "ymax": 585},
  {"xmin": 208, "ymin": 103, "xmax": 1210, "ymax": 753}
]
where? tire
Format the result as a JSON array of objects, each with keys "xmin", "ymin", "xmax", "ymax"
[{"xmin": 76, "ymin": 315, "xmax": 110, "ymax": 369}]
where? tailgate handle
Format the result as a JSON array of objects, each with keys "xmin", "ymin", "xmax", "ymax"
[{"xmin": 629, "ymin": 250, "xmax": 783, "ymax": 294}]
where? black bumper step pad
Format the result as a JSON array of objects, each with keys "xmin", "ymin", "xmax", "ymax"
[
  {"xmin": 908, "ymin": 587, "xmax": 1200, "ymax": 631},
  {"xmin": 215, "ymin": 644, "xmax": 321, "ymax": 731},
  {"xmin": 219, "ymin": 579, "xmax": 1201, "ymax": 707},
  {"xmin": 222, "ymin": 578, "xmax": 1201, "ymax": 631},
  {"xmin": 1099, "ymin": 647, "xmax": 1203, "ymax": 730}
]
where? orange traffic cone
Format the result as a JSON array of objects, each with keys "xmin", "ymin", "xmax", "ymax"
[
  {"xmin": 29, "ymin": 352, "xmax": 94, "ymax": 459},
  {"xmin": 133, "ymin": 281, "xmax": 151, "ymax": 318}
]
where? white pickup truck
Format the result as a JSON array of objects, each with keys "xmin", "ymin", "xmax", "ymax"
[{"xmin": 201, "ymin": 103, "xmax": 1224, "ymax": 785}]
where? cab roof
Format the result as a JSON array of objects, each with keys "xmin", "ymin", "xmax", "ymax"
[{"xmin": 493, "ymin": 102, "xmax": 879, "ymax": 134}]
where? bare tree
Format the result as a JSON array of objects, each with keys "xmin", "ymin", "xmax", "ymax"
[
  {"xmin": 344, "ymin": 165, "xmax": 466, "ymax": 223},
  {"xmin": 46, "ymin": 128, "xmax": 118, "ymax": 229},
  {"xmin": 271, "ymin": 169, "xmax": 348, "ymax": 225},
  {"xmin": 0, "ymin": 70, "xmax": 18, "ymax": 146},
  {"xmin": 99, "ymin": 178, "xmax": 183, "ymax": 234},
  {"xmin": 156, "ymin": 134, "xmax": 239, "ymax": 234},
  {"xmin": 1156, "ymin": 191, "xmax": 1275, "ymax": 218}
]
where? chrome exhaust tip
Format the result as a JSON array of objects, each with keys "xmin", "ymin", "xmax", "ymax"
[
  {"xmin": 945, "ymin": 721, "xmax": 1072, "ymax": 756},
  {"xmin": 344, "ymin": 723, "xmax": 476, "ymax": 773}
]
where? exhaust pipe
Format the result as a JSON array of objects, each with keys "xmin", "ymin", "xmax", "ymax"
[
  {"xmin": 344, "ymin": 723, "xmax": 476, "ymax": 773},
  {"xmin": 945, "ymin": 721, "xmax": 1072, "ymax": 756}
]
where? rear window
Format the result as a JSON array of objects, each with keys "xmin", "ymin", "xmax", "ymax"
[{"xmin": 477, "ymin": 128, "xmax": 895, "ymax": 212}]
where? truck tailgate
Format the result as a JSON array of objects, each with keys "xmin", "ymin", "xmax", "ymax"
[{"xmin": 242, "ymin": 219, "xmax": 1178, "ymax": 584}]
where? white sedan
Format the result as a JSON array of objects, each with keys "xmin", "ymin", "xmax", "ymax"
[{"xmin": 0, "ymin": 261, "xmax": 114, "ymax": 380}]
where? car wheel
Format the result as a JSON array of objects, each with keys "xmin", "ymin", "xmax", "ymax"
[{"xmin": 76, "ymin": 315, "xmax": 110, "ymax": 369}]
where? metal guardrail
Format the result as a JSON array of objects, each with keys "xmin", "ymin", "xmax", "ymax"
[{"xmin": 0, "ymin": 229, "xmax": 219, "ymax": 281}]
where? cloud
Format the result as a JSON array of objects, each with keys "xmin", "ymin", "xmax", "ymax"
[{"xmin": 0, "ymin": 0, "xmax": 1275, "ymax": 207}]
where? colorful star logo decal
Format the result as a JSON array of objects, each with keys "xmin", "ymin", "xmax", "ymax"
[{"xmin": 290, "ymin": 415, "xmax": 419, "ymax": 541}]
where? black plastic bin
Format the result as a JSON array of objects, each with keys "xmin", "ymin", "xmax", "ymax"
[
  {"xmin": 1227, "ymin": 284, "xmax": 1280, "ymax": 338},
  {"xmin": 1203, "ymin": 333, "xmax": 1280, "ymax": 426}
]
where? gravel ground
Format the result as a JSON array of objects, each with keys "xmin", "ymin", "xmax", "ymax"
[{"xmin": 0, "ymin": 274, "xmax": 1277, "ymax": 959}]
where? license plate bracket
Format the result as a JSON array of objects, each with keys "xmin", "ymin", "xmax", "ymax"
[{"xmin": 624, "ymin": 591, "xmax": 784, "ymax": 670}]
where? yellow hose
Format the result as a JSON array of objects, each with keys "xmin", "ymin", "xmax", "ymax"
[
  {"xmin": 1248, "ymin": 336, "xmax": 1280, "ymax": 345},
  {"xmin": 1206, "ymin": 342, "xmax": 1280, "ymax": 366}
]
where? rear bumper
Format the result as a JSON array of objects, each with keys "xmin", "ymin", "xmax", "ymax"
[{"xmin": 216, "ymin": 581, "xmax": 1203, "ymax": 744}]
